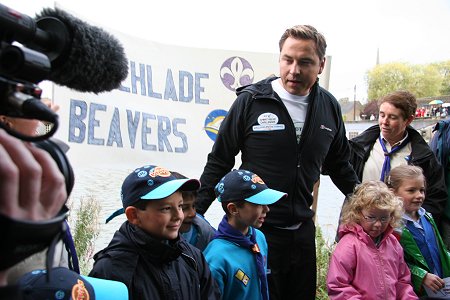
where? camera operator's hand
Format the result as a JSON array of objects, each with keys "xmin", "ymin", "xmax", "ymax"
[
  {"xmin": 0, "ymin": 129, "xmax": 67, "ymax": 286},
  {"xmin": 0, "ymin": 129, "xmax": 66, "ymax": 221}
]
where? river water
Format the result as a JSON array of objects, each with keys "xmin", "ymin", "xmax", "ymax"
[{"xmin": 67, "ymin": 120, "xmax": 437, "ymax": 253}]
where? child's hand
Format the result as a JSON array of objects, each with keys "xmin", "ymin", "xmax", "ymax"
[{"xmin": 423, "ymin": 272, "xmax": 445, "ymax": 293}]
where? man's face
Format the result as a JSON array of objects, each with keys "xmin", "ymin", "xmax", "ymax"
[
  {"xmin": 278, "ymin": 37, "xmax": 325, "ymax": 96},
  {"xmin": 134, "ymin": 191, "xmax": 184, "ymax": 240},
  {"xmin": 180, "ymin": 194, "xmax": 196, "ymax": 233}
]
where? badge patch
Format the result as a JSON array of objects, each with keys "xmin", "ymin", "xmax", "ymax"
[
  {"xmin": 234, "ymin": 269, "xmax": 250, "ymax": 286},
  {"xmin": 253, "ymin": 113, "xmax": 285, "ymax": 131},
  {"xmin": 71, "ymin": 279, "xmax": 90, "ymax": 300}
]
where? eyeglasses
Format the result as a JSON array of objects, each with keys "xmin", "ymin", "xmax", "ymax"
[{"xmin": 361, "ymin": 214, "xmax": 392, "ymax": 224}]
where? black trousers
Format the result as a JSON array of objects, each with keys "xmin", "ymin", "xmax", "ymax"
[{"xmin": 260, "ymin": 219, "xmax": 316, "ymax": 300}]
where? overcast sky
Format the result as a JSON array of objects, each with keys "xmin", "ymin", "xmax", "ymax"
[{"xmin": 4, "ymin": 0, "xmax": 450, "ymax": 102}]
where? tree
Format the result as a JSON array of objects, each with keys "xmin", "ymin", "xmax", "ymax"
[
  {"xmin": 366, "ymin": 62, "xmax": 445, "ymax": 100},
  {"xmin": 411, "ymin": 64, "xmax": 442, "ymax": 98},
  {"xmin": 431, "ymin": 60, "xmax": 450, "ymax": 95}
]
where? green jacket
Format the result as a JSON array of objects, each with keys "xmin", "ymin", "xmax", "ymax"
[{"xmin": 398, "ymin": 212, "xmax": 450, "ymax": 296}]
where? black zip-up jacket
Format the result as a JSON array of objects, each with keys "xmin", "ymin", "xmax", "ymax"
[
  {"xmin": 349, "ymin": 124, "xmax": 447, "ymax": 221},
  {"xmin": 89, "ymin": 221, "xmax": 220, "ymax": 300},
  {"xmin": 197, "ymin": 77, "xmax": 359, "ymax": 227}
]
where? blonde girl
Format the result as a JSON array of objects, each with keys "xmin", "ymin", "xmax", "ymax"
[{"xmin": 327, "ymin": 180, "xmax": 417, "ymax": 299}]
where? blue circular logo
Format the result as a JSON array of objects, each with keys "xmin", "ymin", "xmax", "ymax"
[
  {"xmin": 137, "ymin": 170, "xmax": 147, "ymax": 178},
  {"xmin": 217, "ymin": 182, "xmax": 225, "ymax": 194},
  {"xmin": 204, "ymin": 109, "xmax": 228, "ymax": 141},
  {"xmin": 55, "ymin": 290, "xmax": 65, "ymax": 299}
]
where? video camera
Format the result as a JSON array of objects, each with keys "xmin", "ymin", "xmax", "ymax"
[
  {"xmin": 0, "ymin": 3, "xmax": 74, "ymax": 195},
  {"xmin": 0, "ymin": 3, "xmax": 128, "ymax": 271},
  {"xmin": 1, "ymin": 0, "xmax": 128, "ymax": 194}
]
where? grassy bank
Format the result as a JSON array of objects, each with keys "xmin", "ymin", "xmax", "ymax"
[{"xmin": 316, "ymin": 226, "xmax": 334, "ymax": 300}]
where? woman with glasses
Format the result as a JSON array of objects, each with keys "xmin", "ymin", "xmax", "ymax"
[{"xmin": 327, "ymin": 181, "xmax": 418, "ymax": 299}]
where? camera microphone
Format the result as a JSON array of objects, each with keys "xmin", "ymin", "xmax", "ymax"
[{"xmin": 0, "ymin": 4, "xmax": 128, "ymax": 94}]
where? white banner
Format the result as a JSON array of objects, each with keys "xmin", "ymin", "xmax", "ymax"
[{"xmin": 53, "ymin": 29, "xmax": 279, "ymax": 179}]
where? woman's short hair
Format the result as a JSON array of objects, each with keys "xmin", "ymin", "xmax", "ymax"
[{"xmin": 379, "ymin": 91, "xmax": 417, "ymax": 120}]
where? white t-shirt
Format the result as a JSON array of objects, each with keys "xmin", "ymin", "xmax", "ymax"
[{"xmin": 271, "ymin": 79, "xmax": 309, "ymax": 143}]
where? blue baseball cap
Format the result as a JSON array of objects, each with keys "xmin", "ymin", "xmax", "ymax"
[
  {"xmin": 106, "ymin": 165, "xmax": 200, "ymax": 223},
  {"xmin": 18, "ymin": 267, "xmax": 128, "ymax": 300},
  {"xmin": 214, "ymin": 169, "xmax": 287, "ymax": 205}
]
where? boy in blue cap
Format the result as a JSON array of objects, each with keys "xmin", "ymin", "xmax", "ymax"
[
  {"xmin": 203, "ymin": 169, "xmax": 287, "ymax": 300},
  {"xmin": 89, "ymin": 165, "xmax": 220, "ymax": 300},
  {"xmin": 18, "ymin": 267, "xmax": 128, "ymax": 300},
  {"xmin": 172, "ymin": 171, "xmax": 216, "ymax": 251}
]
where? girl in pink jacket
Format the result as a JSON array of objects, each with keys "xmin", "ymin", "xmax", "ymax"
[{"xmin": 327, "ymin": 181, "xmax": 418, "ymax": 299}]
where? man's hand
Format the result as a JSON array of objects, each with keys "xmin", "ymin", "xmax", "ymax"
[
  {"xmin": 0, "ymin": 129, "xmax": 66, "ymax": 220},
  {"xmin": 0, "ymin": 129, "xmax": 67, "ymax": 285}
]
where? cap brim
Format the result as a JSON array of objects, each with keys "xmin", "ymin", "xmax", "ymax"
[
  {"xmin": 141, "ymin": 179, "xmax": 200, "ymax": 200},
  {"xmin": 245, "ymin": 188, "xmax": 287, "ymax": 205},
  {"xmin": 82, "ymin": 276, "xmax": 128, "ymax": 300}
]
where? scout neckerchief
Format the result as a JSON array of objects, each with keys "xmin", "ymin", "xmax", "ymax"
[
  {"xmin": 379, "ymin": 135, "xmax": 410, "ymax": 181},
  {"xmin": 214, "ymin": 215, "xmax": 268, "ymax": 300}
]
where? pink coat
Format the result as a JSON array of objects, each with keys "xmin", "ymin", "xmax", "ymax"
[{"xmin": 326, "ymin": 224, "xmax": 418, "ymax": 300}]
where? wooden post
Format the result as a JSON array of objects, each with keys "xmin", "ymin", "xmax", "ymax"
[{"xmin": 312, "ymin": 179, "xmax": 320, "ymax": 224}]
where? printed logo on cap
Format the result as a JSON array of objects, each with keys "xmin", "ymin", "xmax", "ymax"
[
  {"xmin": 148, "ymin": 166, "xmax": 171, "ymax": 178},
  {"xmin": 71, "ymin": 279, "xmax": 90, "ymax": 300},
  {"xmin": 251, "ymin": 174, "xmax": 264, "ymax": 185}
]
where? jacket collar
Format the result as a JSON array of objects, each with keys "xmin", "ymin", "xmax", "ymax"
[
  {"xmin": 236, "ymin": 76, "xmax": 320, "ymax": 102},
  {"xmin": 105, "ymin": 221, "xmax": 183, "ymax": 263}
]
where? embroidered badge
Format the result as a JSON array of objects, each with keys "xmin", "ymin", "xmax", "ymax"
[
  {"xmin": 235, "ymin": 269, "xmax": 250, "ymax": 286},
  {"xmin": 251, "ymin": 174, "xmax": 265, "ymax": 185},
  {"xmin": 71, "ymin": 279, "xmax": 90, "ymax": 300},
  {"xmin": 148, "ymin": 166, "xmax": 171, "ymax": 178},
  {"xmin": 253, "ymin": 113, "xmax": 285, "ymax": 132}
]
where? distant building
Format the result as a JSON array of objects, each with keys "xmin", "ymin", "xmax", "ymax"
[
  {"xmin": 338, "ymin": 98, "xmax": 363, "ymax": 121},
  {"xmin": 361, "ymin": 101, "xmax": 379, "ymax": 120}
]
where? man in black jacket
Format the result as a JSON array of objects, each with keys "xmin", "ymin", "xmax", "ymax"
[
  {"xmin": 89, "ymin": 165, "xmax": 220, "ymax": 300},
  {"xmin": 196, "ymin": 25, "xmax": 359, "ymax": 300}
]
